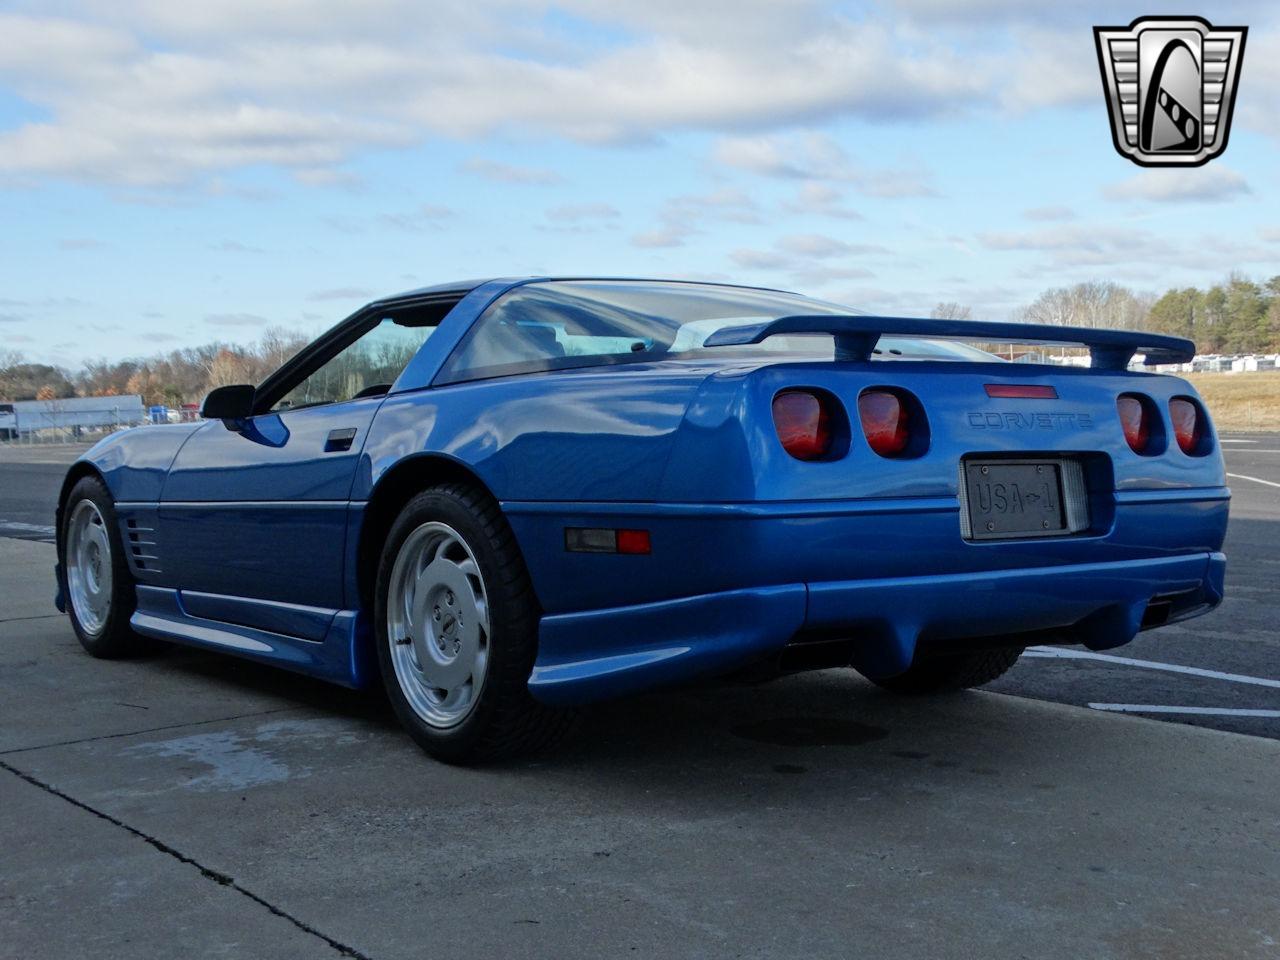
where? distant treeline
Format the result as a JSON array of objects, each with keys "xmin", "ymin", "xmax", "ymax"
[
  {"xmin": 1011, "ymin": 276, "xmax": 1280, "ymax": 356},
  {"xmin": 3, "ymin": 276, "xmax": 1279, "ymax": 404},
  {"xmin": 0, "ymin": 328, "xmax": 310, "ymax": 405}
]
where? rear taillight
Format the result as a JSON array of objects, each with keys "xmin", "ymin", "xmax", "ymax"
[
  {"xmin": 1116, "ymin": 394, "xmax": 1153, "ymax": 454},
  {"xmin": 772, "ymin": 390, "xmax": 832, "ymax": 460},
  {"xmin": 858, "ymin": 388, "xmax": 912, "ymax": 458},
  {"xmin": 1169, "ymin": 397, "xmax": 1205, "ymax": 455}
]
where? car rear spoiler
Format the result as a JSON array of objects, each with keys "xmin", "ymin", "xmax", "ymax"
[{"xmin": 702, "ymin": 315, "xmax": 1196, "ymax": 371}]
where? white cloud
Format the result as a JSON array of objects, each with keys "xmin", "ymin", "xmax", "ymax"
[
  {"xmin": 712, "ymin": 132, "xmax": 937, "ymax": 198},
  {"xmin": 1236, "ymin": 26, "xmax": 1280, "ymax": 142},
  {"xmin": 376, "ymin": 204, "xmax": 455, "ymax": 230},
  {"xmin": 783, "ymin": 183, "xmax": 863, "ymax": 220},
  {"xmin": 789, "ymin": 264, "xmax": 876, "ymax": 286},
  {"xmin": 211, "ymin": 239, "xmax": 264, "ymax": 253},
  {"xmin": 1023, "ymin": 205, "xmax": 1075, "ymax": 222},
  {"xmin": 0, "ymin": 5, "xmax": 988, "ymax": 187},
  {"xmin": 630, "ymin": 226, "xmax": 688, "ymax": 249},
  {"xmin": 461, "ymin": 158, "xmax": 563, "ymax": 185},
  {"xmin": 712, "ymin": 134, "xmax": 846, "ymax": 179},
  {"xmin": 777, "ymin": 233, "xmax": 886, "ymax": 259},
  {"xmin": 730, "ymin": 249, "xmax": 792, "ymax": 270},
  {"xmin": 306, "ymin": 287, "xmax": 373, "ymax": 301},
  {"xmin": 324, "ymin": 204, "xmax": 454, "ymax": 234},
  {"xmin": 629, "ymin": 187, "xmax": 760, "ymax": 248},
  {"xmin": 1102, "ymin": 167, "xmax": 1252, "ymax": 204},
  {"xmin": 545, "ymin": 202, "xmax": 621, "ymax": 222},
  {"xmin": 977, "ymin": 222, "xmax": 1275, "ymax": 275},
  {"xmin": 293, "ymin": 167, "xmax": 363, "ymax": 188},
  {"xmin": 729, "ymin": 233, "xmax": 886, "ymax": 288},
  {"xmin": 999, "ymin": 26, "xmax": 1100, "ymax": 112},
  {"xmin": 977, "ymin": 225, "xmax": 1179, "ymax": 269},
  {"xmin": 204, "ymin": 312, "xmax": 270, "ymax": 326}
]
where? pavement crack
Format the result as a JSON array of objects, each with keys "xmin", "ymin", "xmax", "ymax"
[
  {"xmin": 0, "ymin": 613, "xmax": 63, "ymax": 624},
  {"xmin": 0, "ymin": 758, "xmax": 375, "ymax": 960},
  {"xmin": 0, "ymin": 707, "xmax": 296, "ymax": 756}
]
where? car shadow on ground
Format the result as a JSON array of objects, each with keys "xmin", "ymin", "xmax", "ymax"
[
  {"xmin": 143, "ymin": 641, "xmax": 1023, "ymax": 779},
  {"xmin": 142, "ymin": 642, "xmax": 395, "ymax": 724}
]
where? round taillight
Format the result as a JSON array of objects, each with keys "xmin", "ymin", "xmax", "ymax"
[
  {"xmin": 772, "ymin": 390, "xmax": 832, "ymax": 461},
  {"xmin": 1169, "ymin": 397, "xmax": 1204, "ymax": 455},
  {"xmin": 1117, "ymin": 394, "xmax": 1152, "ymax": 454},
  {"xmin": 858, "ymin": 389, "xmax": 910, "ymax": 458}
]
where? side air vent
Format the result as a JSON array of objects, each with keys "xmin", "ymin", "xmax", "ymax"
[{"xmin": 124, "ymin": 518, "xmax": 162, "ymax": 573}]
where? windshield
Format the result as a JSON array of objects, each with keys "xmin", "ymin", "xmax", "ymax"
[{"xmin": 436, "ymin": 280, "xmax": 996, "ymax": 385}]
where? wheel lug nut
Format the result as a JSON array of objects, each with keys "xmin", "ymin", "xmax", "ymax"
[{"xmin": 446, "ymin": 592, "xmax": 455, "ymax": 606}]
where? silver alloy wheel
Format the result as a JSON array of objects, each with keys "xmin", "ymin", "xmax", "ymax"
[
  {"xmin": 386, "ymin": 521, "xmax": 491, "ymax": 729},
  {"xmin": 66, "ymin": 499, "xmax": 113, "ymax": 637}
]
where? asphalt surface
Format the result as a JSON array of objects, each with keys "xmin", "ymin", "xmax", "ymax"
[
  {"xmin": 1, "ymin": 436, "xmax": 1278, "ymax": 958},
  {"xmin": 990, "ymin": 432, "xmax": 1280, "ymax": 740},
  {"xmin": 0, "ymin": 443, "xmax": 66, "ymax": 541}
]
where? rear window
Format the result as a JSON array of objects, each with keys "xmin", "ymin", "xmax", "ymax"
[{"xmin": 435, "ymin": 280, "xmax": 992, "ymax": 384}]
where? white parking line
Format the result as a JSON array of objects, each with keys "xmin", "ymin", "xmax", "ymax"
[
  {"xmin": 1023, "ymin": 646, "xmax": 1280, "ymax": 689},
  {"xmin": 1088, "ymin": 704, "xmax": 1280, "ymax": 718},
  {"xmin": 1219, "ymin": 439, "xmax": 1258, "ymax": 444},
  {"xmin": 1226, "ymin": 472, "xmax": 1280, "ymax": 489}
]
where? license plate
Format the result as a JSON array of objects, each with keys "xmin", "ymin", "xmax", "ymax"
[{"xmin": 964, "ymin": 460, "xmax": 1068, "ymax": 540}]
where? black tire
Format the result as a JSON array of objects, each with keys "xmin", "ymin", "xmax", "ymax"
[
  {"xmin": 59, "ymin": 475, "xmax": 151, "ymax": 658},
  {"xmin": 862, "ymin": 646, "xmax": 1024, "ymax": 695},
  {"xmin": 373, "ymin": 483, "xmax": 576, "ymax": 764}
]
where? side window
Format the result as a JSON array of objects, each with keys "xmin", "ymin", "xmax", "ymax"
[
  {"xmin": 437, "ymin": 289, "xmax": 659, "ymax": 385},
  {"xmin": 272, "ymin": 316, "xmax": 435, "ymax": 411}
]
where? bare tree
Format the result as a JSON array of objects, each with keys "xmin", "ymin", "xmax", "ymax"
[
  {"xmin": 930, "ymin": 302, "xmax": 972, "ymax": 321},
  {"xmin": 1021, "ymin": 281, "xmax": 1152, "ymax": 330},
  {"xmin": 1021, "ymin": 286, "xmax": 1078, "ymax": 326}
]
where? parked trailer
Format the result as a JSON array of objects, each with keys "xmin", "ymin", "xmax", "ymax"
[{"xmin": 8, "ymin": 395, "xmax": 145, "ymax": 439}]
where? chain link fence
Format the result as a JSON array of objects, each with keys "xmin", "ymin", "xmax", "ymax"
[{"xmin": 0, "ymin": 397, "xmax": 148, "ymax": 445}]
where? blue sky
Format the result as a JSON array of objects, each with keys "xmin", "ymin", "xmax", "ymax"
[{"xmin": 0, "ymin": 0, "xmax": 1277, "ymax": 367}]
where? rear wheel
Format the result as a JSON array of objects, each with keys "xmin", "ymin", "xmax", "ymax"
[
  {"xmin": 60, "ymin": 476, "xmax": 150, "ymax": 658},
  {"xmin": 374, "ymin": 483, "xmax": 575, "ymax": 764},
  {"xmin": 862, "ymin": 646, "xmax": 1023, "ymax": 695}
]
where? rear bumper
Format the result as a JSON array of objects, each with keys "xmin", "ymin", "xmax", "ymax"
[{"xmin": 530, "ymin": 551, "xmax": 1225, "ymax": 706}]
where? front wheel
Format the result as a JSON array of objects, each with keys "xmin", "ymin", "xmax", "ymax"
[
  {"xmin": 60, "ymin": 476, "xmax": 151, "ymax": 658},
  {"xmin": 373, "ymin": 483, "xmax": 575, "ymax": 764},
  {"xmin": 861, "ymin": 646, "xmax": 1024, "ymax": 695}
]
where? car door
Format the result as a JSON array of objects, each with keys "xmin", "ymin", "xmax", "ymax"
[{"xmin": 159, "ymin": 308, "xmax": 444, "ymax": 633}]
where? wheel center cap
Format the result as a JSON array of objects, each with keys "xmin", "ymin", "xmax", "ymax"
[{"xmin": 409, "ymin": 558, "xmax": 480, "ymax": 689}]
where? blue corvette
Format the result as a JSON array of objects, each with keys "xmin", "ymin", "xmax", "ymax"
[{"xmin": 55, "ymin": 278, "xmax": 1228, "ymax": 762}]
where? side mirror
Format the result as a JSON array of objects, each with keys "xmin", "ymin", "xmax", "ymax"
[{"xmin": 200, "ymin": 384, "xmax": 256, "ymax": 427}]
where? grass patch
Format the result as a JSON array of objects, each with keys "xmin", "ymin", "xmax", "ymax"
[{"xmin": 1185, "ymin": 371, "xmax": 1280, "ymax": 432}]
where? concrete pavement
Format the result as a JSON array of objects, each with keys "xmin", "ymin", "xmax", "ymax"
[{"xmin": 3, "ymin": 541, "xmax": 1279, "ymax": 959}]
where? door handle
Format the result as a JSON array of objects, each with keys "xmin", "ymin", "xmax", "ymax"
[{"xmin": 325, "ymin": 428, "xmax": 358, "ymax": 452}]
